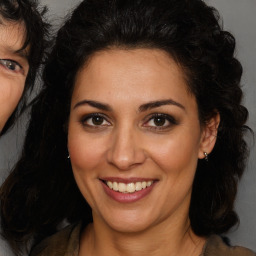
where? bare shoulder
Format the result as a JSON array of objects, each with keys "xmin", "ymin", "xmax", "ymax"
[{"xmin": 203, "ymin": 235, "xmax": 256, "ymax": 256}]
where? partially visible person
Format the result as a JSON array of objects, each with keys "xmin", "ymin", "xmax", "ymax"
[
  {"xmin": 0, "ymin": 0, "xmax": 255, "ymax": 256},
  {"xmin": 0, "ymin": 0, "xmax": 49, "ymax": 255},
  {"xmin": 0, "ymin": 0, "xmax": 49, "ymax": 136}
]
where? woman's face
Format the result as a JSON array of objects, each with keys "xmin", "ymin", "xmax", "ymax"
[
  {"xmin": 68, "ymin": 49, "xmax": 209, "ymax": 233},
  {"xmin": 0, "ymin": 21, "xmax": 29, "ymax": 132}
]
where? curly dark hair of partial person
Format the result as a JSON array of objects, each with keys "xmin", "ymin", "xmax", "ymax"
[
  {"xmin": 0, "ymin": 0, "xmax": 251, "ymax": 254},
  {"xmin": 0, "ymin": 0, "xmax": 50, "ymax": 135}
]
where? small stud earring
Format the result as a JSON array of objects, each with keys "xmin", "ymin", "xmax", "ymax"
[
  {"xmin": 204, "ymin": 152, "xmax": 208, "ymax": 161},
  {"xmin": 67, "ymin": 155, "xmax": 70, "ymax": 159}
]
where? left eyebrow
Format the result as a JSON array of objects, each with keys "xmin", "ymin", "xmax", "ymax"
[
  {"xmin": 3, "ymin": 45, "xmax": 29, "ymax": 60},
  {"xmin": 139, "ymin": 99, "xmax": 185, "ymax": 112},
  {"xmin": 15, "ymin": 48, "xmax": 29, "ymax": 59}
]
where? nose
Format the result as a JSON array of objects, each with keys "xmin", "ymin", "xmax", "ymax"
[{"xmin": 107, "ymin": 126, "xmax": 146, "ymax": 170}]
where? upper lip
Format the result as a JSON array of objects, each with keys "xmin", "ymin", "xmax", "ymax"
[{"xmin": 100, "ymin": 177, "xmax": 158, "ymax": 184}]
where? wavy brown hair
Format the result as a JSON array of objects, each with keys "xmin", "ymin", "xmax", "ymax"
[{"xmin": 0, "ymin": 0, "xmax": 251, "ymax": 254}]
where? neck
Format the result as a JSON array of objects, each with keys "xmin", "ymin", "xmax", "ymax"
[{"xmin": 79, "ymin": 212, "xmax": 206, "ymax": 256}]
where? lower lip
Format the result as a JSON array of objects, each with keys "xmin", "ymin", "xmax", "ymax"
[{"xmin": 102, "ymin": 181, "xmax": 156, "ymax": 203}]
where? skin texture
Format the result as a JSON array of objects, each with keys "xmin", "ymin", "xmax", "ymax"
[
  {"xmin": 0, "ymin": 21, "xmax": 29, "ymax": 132},
  {"xmin": 68, "ymin": 49, "xmax": 219, "ymax": 256}
]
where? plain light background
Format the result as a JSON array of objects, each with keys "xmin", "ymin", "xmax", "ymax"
[{"xmin": 0, "ymin": 0, "xmax": 255, "ymax": 255}]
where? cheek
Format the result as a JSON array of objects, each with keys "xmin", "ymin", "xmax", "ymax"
[
  {"xmin": 0, "ymin": 77, "xmax": 24, "ymax": 102},
  {"xmin": 68, "ymin": 132, "xmax": 107, "ymax": 174},
  {"xmin": 148, "ymin": 131, "xmax": 201, "ymax": 174},
  {"xmin": 67, "ymin": 130, "xmax": 108, "ymax": 206},
  {"xmin": 0, "ymin": 79, "xmax": 24, "ymax": 124}
]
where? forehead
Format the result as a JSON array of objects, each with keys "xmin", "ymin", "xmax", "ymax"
[
  {"xmin": 0, "ymin": 21, "xmax": 28, "ymax": 57},
  {"xmin": 72, "ymin": 48, "xmax": 194, "ymax": 107},
  {"xmin": 75, "ymin": 48, "xmax": 189, "ymax": 91}
]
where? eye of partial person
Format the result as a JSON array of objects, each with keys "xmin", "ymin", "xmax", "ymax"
[{"xmin": 0, "ymin": 59, "xmax": 23, "ymax": 73}]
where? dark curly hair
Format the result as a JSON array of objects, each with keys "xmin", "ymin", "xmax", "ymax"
[
  {"xmin": 0, "ymin": 0, "xmax": 251, "ymax": 254},
  {"xmin": 0, "ymin": 0, "xmax": 50, "ymax": 135}
]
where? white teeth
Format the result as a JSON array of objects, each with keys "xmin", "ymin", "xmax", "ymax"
[
  {"xmin": 105, "ymin": 180, "xmax": 154, "ymax": 193},
  {"xmin": 135, "ymin": 182, "xmax": 142, "ymax": 191},
  {"xmin": 107, "ymin": 181, "xmax": 113, "ymax": 189},
  {"xmin": 127, "ymin": 183, "xmax": 135, "ymax": 193},
  {"xmin": 113, "ymin": 182, "xmax": 118, "ymax": 191},
  {"xmin": 118, "ymin": 183, "xmax": 126, "ymax": 193},
  {"xmin": 147, "ymin": 181, "xmax": 153, "ymax": 187}
]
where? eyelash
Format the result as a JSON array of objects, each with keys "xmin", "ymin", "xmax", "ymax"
[
  {"xmin": 80, "ymin": 113, "xmax": 178, "ymax": 131},
  {"xmin": 0, "ymin": 59, "xmax": 23, "ymax": 74},
  {"xmin": 143, "ymin": 113, "xmax": 178, "ymax": 131},
  {"xmin": 80, "ymin": 113, "xmax": 111, "ymax": 129}
]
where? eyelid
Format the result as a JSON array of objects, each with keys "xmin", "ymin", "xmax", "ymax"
[
  {"xmin": 80, "ymin": 113, "xmax": 112, "ymax": 127},
  {"xmin": 142, "ymin": 113, "xmax": 178, "ymax": 129},
  {"xmin": 0, "ymin": 59, "xmax": 24, "ymax": 74}
]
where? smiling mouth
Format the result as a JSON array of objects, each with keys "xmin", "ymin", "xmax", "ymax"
[{"xmin": 103, "ymin": 180, "xmax": 154, "ymax": 193}]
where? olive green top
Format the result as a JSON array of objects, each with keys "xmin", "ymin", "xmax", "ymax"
[{"xmin": 30, "ymin": 223, "xmax": 256, "ymax": 256}]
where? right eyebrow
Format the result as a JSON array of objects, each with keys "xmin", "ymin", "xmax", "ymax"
[{"xmin": 73, "ymin": 100, "xmax": 112, "ymax": 111}]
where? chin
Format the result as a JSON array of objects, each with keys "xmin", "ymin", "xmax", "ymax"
[{"xmin": 98, "ymin": 209, "xmax": 157, "ymax": 234}]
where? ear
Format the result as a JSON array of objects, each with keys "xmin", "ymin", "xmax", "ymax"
[{"xmin": 198, "ymin": 112, "xmax": 220, "ymax": 159}]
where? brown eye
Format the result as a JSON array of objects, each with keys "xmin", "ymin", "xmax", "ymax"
[
  {"xmin": 92, "ymin": 116, "xmax": 104, "ymax": 125},
  {"xmin": 143, "ymin": 113, "xmax": 178, "ymax": 131},
  {"xmin": 81, "ymin": 113, "xmax": 111, "ymax": 128},
  {"xmin": 153, "ymin": 116, "xmax": 166, "ymax": 126}
]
